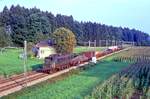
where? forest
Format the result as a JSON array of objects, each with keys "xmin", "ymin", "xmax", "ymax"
[{"xmin": 0, "ymin": 5, "xmax": 150, "ymax": 47}]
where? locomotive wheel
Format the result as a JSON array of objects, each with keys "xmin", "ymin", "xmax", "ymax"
[
  {"xmin": 66, "ymin": 65, "xmax": 69, "ymax": 68},
  {"xmin": 48, "ymin": 70, "xmax": 53, "ymax": 74}
]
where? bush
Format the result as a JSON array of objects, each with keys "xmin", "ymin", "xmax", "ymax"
[
  {"xmin": 27, "ymin": 42, "xmax": 35, "ymax": 58},
  {"xmin": 52, "ymin": 27, "xmax": 76, "ymax": 54}
]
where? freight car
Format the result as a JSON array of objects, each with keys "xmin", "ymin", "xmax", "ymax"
[
  {"xmin": 108, "ymin": 46, "xmax": 122, "ymax": 52},
  {"xmin": 39, "ymin": 46, "xmax": 122, "ymax": 74},
  {"xmin": 39, "ymin": 51, "xmax": 95, "ymax": 73}
]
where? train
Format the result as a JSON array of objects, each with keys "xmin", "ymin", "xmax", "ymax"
[{"xmin": 38, "ymin": 46, "xmax": 122, "ymax": 74}]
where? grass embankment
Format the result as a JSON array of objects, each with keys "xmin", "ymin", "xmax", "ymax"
[
  {"xmin": 0, "ymin": 47, "xmax": 105, "ymax": 76},
  {"xmin": 2, "ymin": 57, "xmax": 130, "ymax": 99},
  {"xmin": 0, "ymin": 49, "xmax": 43, "ymax": 76}
]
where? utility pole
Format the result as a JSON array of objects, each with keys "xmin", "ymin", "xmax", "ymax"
[
  {"xmin": 24, "ymin": 40, "xmax": 27, "ymax": 87},
  {"xmin": 94, "ymin": 40, "xmax": 96, "ymax": 51},
  {"xmin": 88, "ymin": 40, "xmax": 91, "ymax": 48},
  {"xmin": 106, "ymin": 40, "xmax": 108, "ymax": 48},
  {"xmin": 99, "ymin": 40, "xmax": 101, "ymax": 47}
]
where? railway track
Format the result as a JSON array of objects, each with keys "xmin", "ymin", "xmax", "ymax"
[
  {"xmin": 0, "ymin": 71, "xmax": 37, "ymax": 85},
  {"xmin": 0, "ymin": 72, "xmax": 46, "ymax": 89},
  {"xmin": 0, "ymin": 72, "xmax": 48, "ymax": 97},
  {"xmin": 0, "ymin": 73, "xmax": 48, "ymax": 92},
  {"xmin": 0, "ymin": 47, "xmax": 130, "ymax": 97}
]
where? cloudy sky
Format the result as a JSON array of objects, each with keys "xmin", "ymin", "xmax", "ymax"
[{"xmin": 0, "ymin": 0, "xmax": 150, "ymax": 34}]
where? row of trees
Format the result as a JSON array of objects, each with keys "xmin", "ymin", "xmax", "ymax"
[{"xmin": 0, "ymin": 5, "xmax": 149, "ymax": 47}]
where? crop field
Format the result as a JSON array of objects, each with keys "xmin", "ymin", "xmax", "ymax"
[
  {"xmin": 86, "ymin": 47, "xmax": 150, "ymax": 99},
  {"xmin": 0, "ymin": 46, "xmax": 105, "ymax": 76},
  {"xmin": 2, "ymin": 56, "xmax": 130, "ymax": 99},
  {"xmin": 111, "ymin": 47, "xmax": 150, "ymax": 58}
]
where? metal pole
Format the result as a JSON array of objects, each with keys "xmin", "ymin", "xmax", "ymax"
[
  {"xmin": 99, "ymin": 40, "xmax": 101, "ymax": 47},
  {"xmin": 88, "ymin": 40, "xmax": 91, "ymax": 48},
  {"xmin": 24, "ymin": 40, "xmax": 27, "ymax": 87},
  {"xmin": 94, "ymin": 40, "xmax": 96, "ymax": 51},
  {"xmin": 113, "ymin": 40, "xmax": 115, "ymax": 46},
  {"xmin": 106, "ymin": 40, "xmax": 108, "ymax": 47}
]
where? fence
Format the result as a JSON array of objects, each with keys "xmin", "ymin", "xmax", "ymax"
[{"xmin": 77, "ymin": 40, "xmax": 135, "ymax": 48}]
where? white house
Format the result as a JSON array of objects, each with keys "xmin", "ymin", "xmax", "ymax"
[{"xmin": 33, "ymin": 40, "xmax": 56, "ymax": 59}]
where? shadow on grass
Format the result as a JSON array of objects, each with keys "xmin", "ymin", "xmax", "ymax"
[
  {"xmin": 31, "ymin": 64, "xmax": 43, "ymax": 71},
  {"xmin": 79, "ymin": 60, "xmax": 127, "ymax": 79}
]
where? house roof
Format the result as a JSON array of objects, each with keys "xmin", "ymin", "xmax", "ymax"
[{"xmin": 36, "ymin": 39, "xmax": 54, "ymax": 47}]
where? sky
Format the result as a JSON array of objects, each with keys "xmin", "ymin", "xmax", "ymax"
[{"xmin": 0, "ymin": 0, "xmax": 150, "ymax": 34}]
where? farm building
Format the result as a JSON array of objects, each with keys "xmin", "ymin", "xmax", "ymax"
[{"xmin": 33, "ymin": 40, "xmax": 56, "ymax": 59}]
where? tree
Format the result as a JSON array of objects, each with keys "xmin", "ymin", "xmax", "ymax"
[
  {"xmin": 36, "ymin": 32, "xmax": 49, "ymax": 42},
  {"xmin": 46, "ymin": 12, "xmax": 56, "ymax": 33},
  {"xmin": 0, "ymin": 27, "xmax": 11, "ymax": 47},
  {"xmin": 27, "ymin": 12, "xmax": 51, "ymax": 43},
  {"xmin": 0, "ymin": 5, "xmax": 149, "ymax": 46},
  {"xmin": 52, "ymin": 27, "xmax": 76, "ymax": 54},
  {"xmin": 1, "ymin": 6, "xmax": 10, "ymax": 25},
  {"xmin": 10, "ymin": 14, "xmax": 27, "ymax": 46}
]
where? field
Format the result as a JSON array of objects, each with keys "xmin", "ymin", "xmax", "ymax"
[
  {"xmin": 2, "ymin": 56, "xmax": 130, "ymax": 99},
  {"xmin": 3, "ymin": 47, "xmax": 149, "ymax": 99},
  {"xmin": 74, "ymin": 46, "xmax": 106, "ymax": 53},
  {"xmin": 0, "ymin": 47, "xmax": 106, "ymax": 76},
  {"xmin": 0, "ymin": 48, "xmax": 43, "ymax": 76},
  {"xmin": 86, "ymin": 47, "xmax": 150, "ymax": 99}
]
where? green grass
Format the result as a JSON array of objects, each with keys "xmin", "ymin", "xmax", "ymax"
[
  {"xmin": 0, "ymin": 47, "xmax": 106, "ymax": 76},
  {"xmin": 2, "ymin": 59, "xmax": 130, "ymax": 99},
  {"xmin": 0, "ymin": 48, "xmax": 43, "ymax": 76},
  {"xmin": 73, "ymin": 46, "xmax": 106, "ymax": 53}
]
